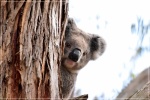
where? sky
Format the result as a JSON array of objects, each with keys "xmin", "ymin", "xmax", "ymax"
[{"xmin": 69, "ymin": 0, "xmax": 150, "ymax": 99}]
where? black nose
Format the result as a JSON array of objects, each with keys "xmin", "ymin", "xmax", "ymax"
[{"xmin": 68, "ymin": 48, "xmax": 81, "ymax": 62}]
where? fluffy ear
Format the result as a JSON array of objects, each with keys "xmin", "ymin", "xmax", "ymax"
[
  {"xmin": 90, "ymin": 35, "xmax": 106, "ymax": 60},
  {"xmin": 65, "ymin": 18, "xmax": 77, "ymax": 37}
]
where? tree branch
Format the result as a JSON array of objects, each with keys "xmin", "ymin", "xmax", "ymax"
[
  {"xmin": 127, "ymin": 81, "xmax": 150, "ymax": 100},
  {"xmin": 72, "ymin": 94, "xmax": 88, "ymax": 100}
]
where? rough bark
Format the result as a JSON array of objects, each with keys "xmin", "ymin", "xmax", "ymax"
[
  {"xmin": 127, "ymin": 81, "xmax": 150, "ymax": 100},
  {"xmin": 0, "ymin": 0, "xmax": 68, "ymax": 99},
  {"xmin": 116, "ymin": 67, "xmax": 150, "ymax": 100}
]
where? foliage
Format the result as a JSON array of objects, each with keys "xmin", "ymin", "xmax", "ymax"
[{"xmin": 131, "ymin": 17, "xmax": 150, "ymax": 60}]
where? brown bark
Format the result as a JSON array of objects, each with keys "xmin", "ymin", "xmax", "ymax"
[
  {"xmin": 127, "ymin": 81, "xmax": 150, "ymax": 100},
  {"xmin": 116, "ymin": 67, "xmax": 150, "ymax": 100},
  {"xmin": 0, "ymin": 0, "xmax": 68, "ymax": 99},
  {"xmin": 73, "ymin": 94, "xmax": 88, "ymax": 100}
]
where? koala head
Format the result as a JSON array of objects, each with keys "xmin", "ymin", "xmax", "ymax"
[{"xmin": 62, "ymin": 18, "xmax": 106, "ymax": 73}]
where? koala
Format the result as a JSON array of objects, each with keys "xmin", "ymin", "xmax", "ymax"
[{"xmin": 61, "ymin": 18, "xmax": 106, "ymax": 99}]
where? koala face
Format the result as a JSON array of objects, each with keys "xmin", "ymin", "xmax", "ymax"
[{"xmin": 62, "ymin": 18, "xmax": 106, "ymax": 73}]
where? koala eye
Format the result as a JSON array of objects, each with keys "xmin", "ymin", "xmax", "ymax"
[
  {"xmin": 83, "ymin": 52, "xmax": 87, "ymax": 56},
  {"xmin": 65, "ymin": 42, "xmax": 71, "ymax": 48}
]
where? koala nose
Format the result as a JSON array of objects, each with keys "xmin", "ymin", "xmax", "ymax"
[{"xmin": 68, "ymin": 48, "xmax": 81, "ymax": 62}]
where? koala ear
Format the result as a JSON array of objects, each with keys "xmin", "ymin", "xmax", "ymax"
[
  {"xmin": 90, "ymin": 35, "xmax": 106, "ymax": 60},
  {"xmin": 65, "ymin": 18, "xmax": 77, "ymax": 37}
]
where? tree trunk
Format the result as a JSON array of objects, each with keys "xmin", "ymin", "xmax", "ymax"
[{"xmin": 0, "ymin": 0, "xmax": 68, "ymax": 99}]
